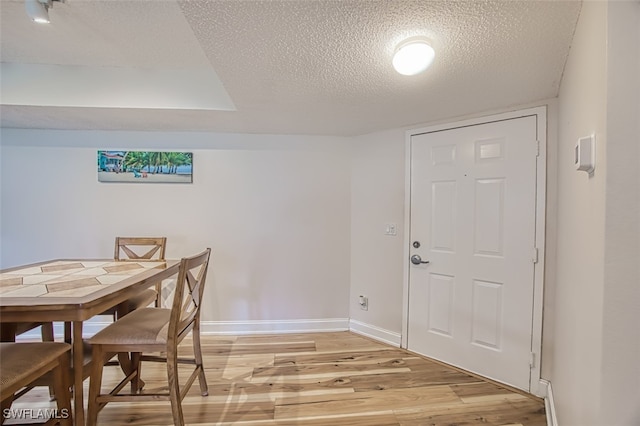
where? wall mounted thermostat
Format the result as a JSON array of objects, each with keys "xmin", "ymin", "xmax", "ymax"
[{"xmin": 575, "ymin": 134, "xmax": 595, "ymax": 174}]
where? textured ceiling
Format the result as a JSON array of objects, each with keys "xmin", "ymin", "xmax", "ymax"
[{"xmin": 0, "ymin": 0, "xmax": 581, "ymax": 136}]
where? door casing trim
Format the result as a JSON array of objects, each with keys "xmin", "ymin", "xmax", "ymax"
[{"xmin": 402, "ymin": 106, "xmax": 547, "ymax": 396}]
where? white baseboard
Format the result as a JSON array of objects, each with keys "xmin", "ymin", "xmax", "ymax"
[
  {"xmin": 200, "ymin": 318, "xmax": 350, "ymax": 335},
  {"xmin": 16, "ymin": 318, "xmax": 112, "ymax": 340},
  {"xmin": 348, "ymin": 319, "xmax": 401, "ymax": 347},
  {"xmin": 17, "ymin": 318, "xmax": 401, "ymax": 350},
  {"xmin": 15, "ymin": 318, "xmax": 350, "ymax": 339},
  {"xmin": 540, "ymin": 379, "xmax": 558, "ymax": 426}
]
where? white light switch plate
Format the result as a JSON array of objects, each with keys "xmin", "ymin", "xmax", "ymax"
[{"xmin": 385, "ymin": 223, "xmax": 397, "ymax": 236}]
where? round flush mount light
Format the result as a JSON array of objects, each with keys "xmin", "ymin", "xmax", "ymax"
[{"xmin": 392, "ymin": 37, "xmax": 435, "ymax": 76}]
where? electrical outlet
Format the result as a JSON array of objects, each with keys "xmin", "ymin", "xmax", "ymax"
[{"xmin": 359, "ymin": 295, "xmax": 368, "ymax": 311}]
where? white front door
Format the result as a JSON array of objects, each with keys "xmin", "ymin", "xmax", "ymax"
[{"xmin": 407, "ymin": 115, "xmax": 538, "ymax": 391}]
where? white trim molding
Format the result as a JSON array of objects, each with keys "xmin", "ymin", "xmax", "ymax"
[
  {"xmin": 16, "ymin": 318, "xmax": 351, "ymax": 339},
  {"xmin": 539, "ymin": 379, "xmax": 558, "ymax": 426},
  {"xmin": 19, "ymin": 318, "xmax": 402, "ymax": 343},
  {"xmin": 349, "ymin": 319, "xmax": 402, "ymax": 347},
  {"xmin": 200, "ymin": 318, "xmax": 350, "ymax": 335},
  {"xmin": 16, "ymin": 318, "xmax": 111, "ymax": 340}
]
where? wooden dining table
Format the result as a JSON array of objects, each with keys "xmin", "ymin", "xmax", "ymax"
[{"xmin": 0, "ymin": 258, "xmax": 180, "ymax": 426}]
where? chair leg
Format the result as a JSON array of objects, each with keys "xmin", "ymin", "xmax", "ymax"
[
  {"xmin": 41, "ymin": 322, "xmax": 55, "ymax": 341},
  {"xmin": 1, "ymin": 395, "xmax": 14, "ymax": 425},
  {"xmin": 166, "ymin": 350, "xmax": 184, "ymax": 426},
  {"xmin": 192, "ymin": 325, "xmax": 208, "ymax": 396},
  {"xmin": 115, "ymin": 303, "xmax": 129, "ymax": 320},
  {"xmin": 63, "ymin": 322, "xmax": 71, "ymax": 344},
  {"xmin": 130, "ymin": 352, "xmax": 142, "ymax": 393},
  {"xmin": 155, "ymin": 281, "xmax": 162, "ymax": 308},
  {"xmin": 87, "ymin": 345, "xmax": 105, "ymax": 426},
  {"xmin": 38, "ymin": 323, "xmax": 58, "ymax": 401},
  {"xmin": 52, "ymin": 351, "xmax": 73, "ymax": 426},
  {"xmin": 0, "ymin": 323, "xmax": 17, "ymax": 342}
]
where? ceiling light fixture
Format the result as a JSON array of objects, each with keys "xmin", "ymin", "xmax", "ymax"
[
  {"xmin": 392, "ymin": 37, "xmax": 435, "ymax": 76},
  {"xmin": 25, "ymin": 0, "xmax": 53, "ymax": 24}
]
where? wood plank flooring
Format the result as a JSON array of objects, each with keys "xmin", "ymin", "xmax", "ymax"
[{"xmin": 10, "ymin": 331, "xmax": 546, "ymax": 425}]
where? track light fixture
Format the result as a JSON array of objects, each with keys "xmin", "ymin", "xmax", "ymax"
[{"xmin": 25, "ymin": 0, "xmax": 60, "ymax": 24}]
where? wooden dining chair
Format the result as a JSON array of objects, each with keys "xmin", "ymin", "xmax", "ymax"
[
  {"xmin": 63, "ymin": 237, "xmax": 169, "ymax": 342},
  {"xmin": 87, "ymin": 248, "xmax": 211, "ymax": 426},
  {"xmin": 1, "ymin": 322, "xmax": 57, "ymax": 400},
  {"xmin": 111, "ymin": 237, "xmax": 168, "ymax": 317},
  {"xmin": 1, "ymin": 342, "xmax": 73, "ymax": 426}
]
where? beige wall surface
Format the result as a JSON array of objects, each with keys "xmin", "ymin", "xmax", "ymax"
[
  {"xmin": 554, "ymin": 2, "xmax": 608, "ymax": 424},
  {"xmin": 0, "ymin": 129, "xmax": 353, "ymax": 324},
  {"xmin": 600, "ymin": 1, "xmax": 640, "ymax": 424},
  {"xmin": 349, "ymin": 128, "xmax": 406, "ymax": 338},
  {"xmin": 554, "ymin": 1, "xmax": 640, "ymax": 425}
]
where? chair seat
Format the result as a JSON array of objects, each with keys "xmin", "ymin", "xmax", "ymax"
[
  {"xmin": 90, "ymin": 308, "xmax": 171, "ymax": 346},
  {"xmin": 0, "ymin": 342, "xmax": 71, "ymax": 398}
]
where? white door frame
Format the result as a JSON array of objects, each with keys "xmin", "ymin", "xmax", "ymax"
[{"xmin": 402, "ymin": 106, "xmax": 547, "ymax": 396}]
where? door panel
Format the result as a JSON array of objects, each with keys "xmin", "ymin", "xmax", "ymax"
[{"xmin": 407, "ymin": 116, "xmax": 537, "ymax": 391}]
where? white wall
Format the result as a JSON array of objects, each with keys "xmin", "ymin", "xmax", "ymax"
[
  {"xmin": 554, "ymin": 2, "xmax": 608, "ymax": 423},
  {"xmin": 554, "ymin": 1, "xmax": 640, "ymax": 424},
  {"xmin": 349, "ymin": 128, "xmax": 406, "ymax": 344},
  {"xmin": 0, "ymin": 129, "xmax": 352, "ymax": 328},
  {"xmin": 600, "ymin": 1, "xmax": 640, "ymax": 424}
]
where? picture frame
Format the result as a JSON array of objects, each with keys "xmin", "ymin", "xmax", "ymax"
[{"xmin": 97, "ymin": 151, "xmax": 193, "ymax": 183}]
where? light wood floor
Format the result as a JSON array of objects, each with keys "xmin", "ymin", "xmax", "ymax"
[{"xmin": 12, "ymin": 331, "xmax": 546, "ymax": 425}]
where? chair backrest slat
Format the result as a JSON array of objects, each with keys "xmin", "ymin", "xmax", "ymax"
[
  {"xmin": 168, "ymin": 249, "xmax": 211, "ymax": 349},
  {"xmin": 115, "ymin": 237, "xmax": 167, "ymax": 261}
]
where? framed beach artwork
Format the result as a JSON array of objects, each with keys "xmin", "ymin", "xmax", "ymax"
[{"xmin": 97, "ymin": 151, "xmax": 193, "ymax": 183}]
